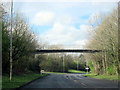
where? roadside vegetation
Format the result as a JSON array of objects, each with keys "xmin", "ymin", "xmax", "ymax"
[
  {"xmin": 84, "ymin": 8, "xmax": 119, "ymax": 78},
  {"xmin": 46, "ymin": 69, "xmax": 86, "ymax": 74},
  {"xmin": 1, "ymin": 3, "xmax": 48, "ymax": 88},
  {"xmin": 2, "ymin": 73, "xmax": 48, "ymax": 88},
  {"xmin": 83, "ymin": 74, "xmax": 118, "ymax": 80},
  {"xmin": 68, "ymin": 69, "xmax": 86, "ymax": 74},
  {"xmin": 45, "ymin": 72, "xmax": 67, "ymax": 74},
  {"xmin": 39, "ymin": 53, "xmax": 87, "ymax": 73}
]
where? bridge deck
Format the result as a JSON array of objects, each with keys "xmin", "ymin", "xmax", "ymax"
[{"xmin": 34, "ymin": 49, "xmax": 103, "ymax": 54}]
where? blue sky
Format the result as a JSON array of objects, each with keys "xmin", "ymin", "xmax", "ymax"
[{"xmin": 12, "ymin": 0, "xmax": 117, "ymax": 49}]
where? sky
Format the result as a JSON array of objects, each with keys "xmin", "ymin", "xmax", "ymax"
[{"xmin": 4, "ymin": 0, "xmax": 118, "ymax": 49}]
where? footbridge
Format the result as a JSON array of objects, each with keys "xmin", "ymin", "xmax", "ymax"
[{"xmin": 34, "ymin": 49, "xmax": 103, "ymax": 54}]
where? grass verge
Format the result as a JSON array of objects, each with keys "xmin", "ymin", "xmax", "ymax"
[
  {"xmin": 68, "ymin": 69, "xmax": 86, "ymax": 73},
  {"xmin": 83, "ymin": 73, "xmax": 118, "ymax": 80},
  {"xmin": 45, "ymin": 72, "xmax": 67, "ymax": 74},
  {"xmin": 0, "ymin": 76, "xmax": 2, "ymax": 89},
  {"xmin": 2, "ymin": 73, "xmax": 48, "ymax": 88}
]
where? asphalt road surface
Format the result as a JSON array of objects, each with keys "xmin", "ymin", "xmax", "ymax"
[{"xmin": 21, "ymin": 73, "xmax": 118, "ymax": 88}]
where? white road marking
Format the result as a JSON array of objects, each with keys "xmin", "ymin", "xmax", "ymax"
[
  {"xmin": 81, "ymin": 83, "xmax": 87, "ymax": 86},
  {"xmin": 73, "ymin": 79, "xmax": 77, "ymax": 82}
]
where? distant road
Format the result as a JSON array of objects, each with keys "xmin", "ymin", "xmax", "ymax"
[{"xmin": 21, "ymin": 73, "xmax": 118, "ymax": 88}]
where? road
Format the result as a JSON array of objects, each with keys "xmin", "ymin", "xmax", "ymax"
[{"xmin": 21, "ymin": 73, "xmax": 118, "ymax": 88}]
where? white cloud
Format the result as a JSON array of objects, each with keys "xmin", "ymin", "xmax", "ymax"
[
  {"xmin": 88, "ymin": 12, "xmax": 101, "ymax": 24},
  {"xmin": 32, "ymin": 11, "xmax": 55, "ymax": 26},
  {"xmin": 58, "ymin": 15, "xmax": 72, "ymax": 25},
  {"xmin": 75, "ymin": 39, "xmax": 88, "ymax": 48},
  {"xmin": 38, "ymin": 23, "xmax": 92, "ymax": 49},
  {"xmin": 62, "ymin": 40, "xmax": 87, "ymax": 49}
]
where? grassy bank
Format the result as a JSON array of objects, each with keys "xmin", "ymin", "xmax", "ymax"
[
  {"xmin": 83, "ymin": 74, "xmax": 118, "ymax": 80},
  {"xmin": 2, "ymin": 73, "xmax": 48, "ymax": 88},
  {"xmin": 68, "ymin": 69, "xmax": 86, "ymax": 73},
  {"xmin": 45, "ymin": 72, "xmax": 67, "ymax": 74}
]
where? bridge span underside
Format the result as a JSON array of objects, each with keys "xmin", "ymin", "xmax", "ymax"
[{"xmin": 34, "ymin": 49, "xmax": 103, "ymax": 54}]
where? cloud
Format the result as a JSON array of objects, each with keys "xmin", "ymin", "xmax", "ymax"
[
  {"xmin": 88, "ymin": 12, "xmax": 101, "ymax": 24},
  {"xmin": 32, "ymin": 11, "xmax": 55, "ymax": 26},
  {"xmin": 58, "ymin": 15, "xmax": 72, "ymax": 25},
  {"xmin": 75, "ymin": 39, "xmax": 88, "ymax": 48},
  {"xmin": 38, "ymin": 23, "xmax": 92, "ymax": 48},
  {"xmin": 61, "ymin": 40, "xmax": 87, "ymax": 49}
]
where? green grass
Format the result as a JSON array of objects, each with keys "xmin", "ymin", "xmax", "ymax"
[
  {"xmin": 46, "ymin": 69, "xmax": 86, "ymax": 74},
  {"xmin": 83, "ymin": 73, "xmax": 118, "ymax": 80},
  {"xmin": 68, "ymin": 69, "xmax": 86, "ymax": 73},
  {"xmin": 45, "ymin": 71, "xmax": 67, "ymax": 74},
  {"xmin": 2, "ymin": 73, "xmax": 48, "ymax": 88},
  {"xmin": 0, "ymin": 76, "xmax": 2, "ymax": 89}
]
